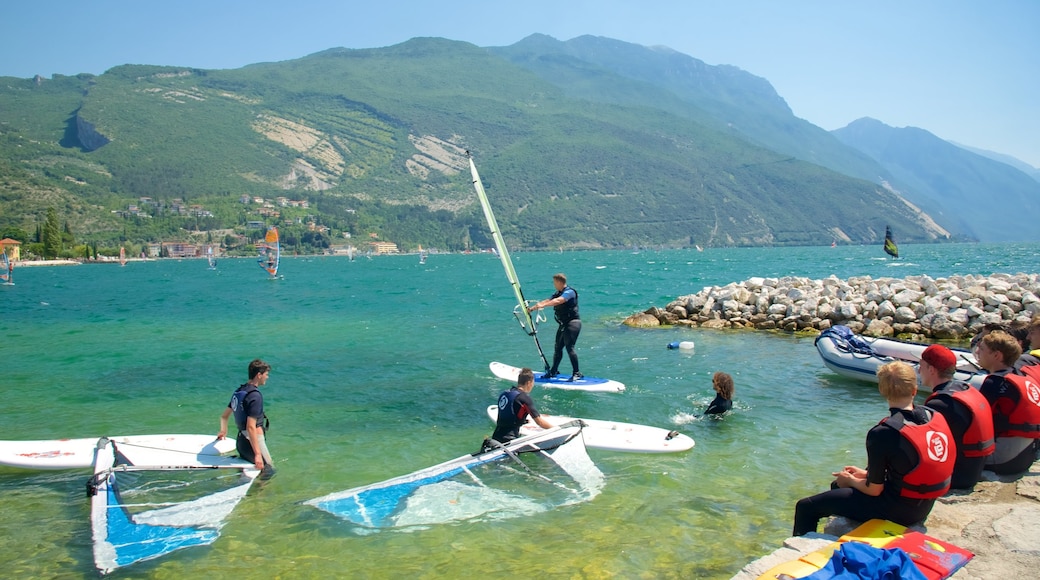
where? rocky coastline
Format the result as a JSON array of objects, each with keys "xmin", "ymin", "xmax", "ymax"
[{"xmin": 624, "ymin": 273, "xmax": 1040, "ymax": 340}]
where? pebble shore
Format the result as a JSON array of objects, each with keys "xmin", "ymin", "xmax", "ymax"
[
  {"xmin": 732, "ymin": 461, "xmax": 1040, "ymax": 579},
  {"xmin": 624, "ymin": 273, "xmax": 1040, "ymax": 340}
]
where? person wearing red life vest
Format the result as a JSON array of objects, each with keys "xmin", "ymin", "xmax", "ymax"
[
  {"xmin": 976, "ymin": 330, "xmax": 1040, "ymax": 475},
  {"xmin": 792, "ymin": 361, "xmax": 954, "ymax": 536},
  {"xmin": 919, "ymin": 344, "xmax": 994, "ymax": 489}
]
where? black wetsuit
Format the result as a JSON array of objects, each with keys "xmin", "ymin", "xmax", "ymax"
[
  {"xmin": 229, "ymin": 384, "xmax": 267, "ymax": 465},
  {"xmin": 549, "ymin": 286, "xmax": 580, "ymax": 376},
  {"xmin": 492, "ymin": 388, "xmax": 541, "ymax": 443},
  {"xmin": 703, "ymin": 394, "xmax": 732, "ymax": 416},
  {"xmin": 924, "ymin": 381, "xmax": 988, "ymax": 489},
  {"xmin": 792, "ymin": 407, "xmax": 941, "ymax": 536},
  {"xmin": 980, "ymin": 371, "xmax": 1040, "ymax": 474}
]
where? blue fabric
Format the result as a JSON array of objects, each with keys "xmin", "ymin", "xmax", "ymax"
[
  {"xmin": 803, "ymin": 542, "xmax": 927, "ymax": 580},
  {"xmin": 820, "ymin": 325, "xmax": 876, "ymax": 355}
]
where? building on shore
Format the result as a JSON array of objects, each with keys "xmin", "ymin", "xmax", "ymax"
[{"xmin": 0, "ymin": 238, "xmax": 21, "ymax": 261}]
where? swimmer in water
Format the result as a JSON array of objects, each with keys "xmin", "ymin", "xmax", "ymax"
[{"xmin": 703, "ymin": 372, "xmax": 734, "ymax": 416}]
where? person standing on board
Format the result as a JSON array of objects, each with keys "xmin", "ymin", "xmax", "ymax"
[
  {"xmin": 975, "ymin": 331, "xmax": 1040, "ymax": 475},
  {"xmin": 491, "ymin": 367, "xmax": 554, "ymax": 444},
  {"xmin": 919, "ymin": 345, "xmax": 994, "ymax": 489},
  {"xmin": 791, "ymin": 361, "xmax": 954, "ymax": 536},
  {"xmin": 530, "ymin": 273, "xmax": 582, "ymax": 381},
  {"xmin": 218, "ymin": 358, "xmax": 275, "ymax": 477}
]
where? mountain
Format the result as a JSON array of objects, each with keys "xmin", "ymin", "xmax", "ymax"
[
  {"xmin": 489, "ymin": 35, "xmax": 898, "ymax": 188},
  {"xmin": 833, "ymin": 118, "xmax": 1040, "ymax": 241},
  {"xmin": 0, "ymin": 37, "xmax": 952, "ymax": 253},
  {"xmin": 950, "ymin": 142, "xmax": 1040, "ymax": 184}
]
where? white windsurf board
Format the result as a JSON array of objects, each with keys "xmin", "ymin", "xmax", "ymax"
[
  {"xmin": 0, "ymin": 434, "xmax": 241, "ymax": 470},
  {"xmin": 486, "ymin": 405, "xmax": 693, "ymax": 453},
  {"xmin": 489, "ymin": 361, "xmax": 625, "ymax": 393}
]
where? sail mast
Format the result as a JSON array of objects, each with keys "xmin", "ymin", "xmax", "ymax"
[{"xmin": 468, "ymin": 154, "xmax": 550, "ymax": 371}]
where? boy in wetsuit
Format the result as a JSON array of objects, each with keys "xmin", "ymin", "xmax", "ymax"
[
  {"xmin": 492, "ymin": 367, "xmax": 554, "ymax": 443},
  {"xmin": 218, "ymin": 358, "xmax": 275, "ymax": 477},
  {"xmin": 792, "ymin": 361, "xmax": 954, "ymax": 536},
  {"xmin": 703, "ymin": 372, "xmax": 734, "ymax": 416}
]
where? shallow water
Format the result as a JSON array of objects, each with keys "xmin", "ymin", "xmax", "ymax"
[{"xmin": 1, "ymin": 243, "xmax": 1037, "ymax": 578}]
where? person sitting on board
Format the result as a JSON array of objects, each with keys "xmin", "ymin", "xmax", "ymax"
[
  {"xmin": 791, "ymin": 361, "xmax": 954, "ymax": 536},
  {"xmin": 703, "ymin": 371, "xmax": 734, "ymax": 416},
  {"xmin": 975, "ymin": 331, "xmax": 1040, "ymax": 475},
  {"xmin": 491, "ymin": 367, "xmax": 553, "ymax": 444},
  {"xmin": 529, "ymin": 272, "xmax": 582, "ymax": 381},
  {"xmin": 218, "ymin": 358, "xmax": 275, "ymax": 477},
  {"xmin": 919, "ymin": 345, "xmax": 995, "ymax": 490}
]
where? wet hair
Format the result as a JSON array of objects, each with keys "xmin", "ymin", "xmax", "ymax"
[
  {"xmin": 248, "ymin": 359, "xmax": 271, "ymax": 380},
  {"xmin": 877, "ymin": 361, "xmax": 917, "ymax": 399},
  {"xmin": 553, "ymin": 273, "xmax": 567, "ymax": 285},
  {"xmin": 970, "ymin": 322, "xmax": 1008, "ymax": 350},
  {"xmin": 518, "ymin": 367, "xmax": 535, "ymax": 387},
  {"xmin": 1007, "ymin": 319, "xmax": 1031, "ymax": 350},
  {"xmin": 712, "ymin": 372, "xmax": 734, "ymax": 399},
  {"xmin": 980, "ymin": 330, "xmax": 1022, "ymax": 367}
]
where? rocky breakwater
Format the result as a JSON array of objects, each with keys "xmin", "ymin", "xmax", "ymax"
[{"xmin": 623, "ymin": 273, "xmax": 1040, "ymax": 340}]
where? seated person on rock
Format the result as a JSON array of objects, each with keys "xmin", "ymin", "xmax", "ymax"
[
  {"xmin": 919, "ymin": 344, "xmax": 995, "ymax": 489},
  {"xmin": 791, "ymin": 361, "xmax": 954, "ymax": 536},
  {"xmin": 976, "ymin": 330, "xmax": 1040, "ymax": 475}
]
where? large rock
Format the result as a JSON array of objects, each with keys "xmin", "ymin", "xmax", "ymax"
[{"xmin": 622, "ymin": 313, "xmax": 660, "ymax": 327}]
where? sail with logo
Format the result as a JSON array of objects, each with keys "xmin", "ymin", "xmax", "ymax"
[{"xmin": 883, "ymin": 226, "xmax": 899, "ymax": 259}]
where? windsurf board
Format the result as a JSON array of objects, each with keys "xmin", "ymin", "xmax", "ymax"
[
  {"xmin": 0, "ymin": 434, "xmax": 240, "ymax": 470},
  {"xmin": 489, "ymin": 361, "xmax": 625, "ymax": 393},
  {"xmin": 486, "ymin": 405, "xmax": 693, "ymax": 453}
]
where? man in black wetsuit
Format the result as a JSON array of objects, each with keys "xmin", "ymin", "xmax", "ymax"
[
  {"xmin": 530, "ymin": 273, "xmax": 582, "ymax": 381},
  {"xmin": 792, "ymin": 361, "xmax": 954, "ymax": 536},
  {"xmin": 492, "ymin": 367, "xmax": 554, "ymax": 443},
  {"xmin": 919, "ymin": 344, "xmax": 994, "ymax": 489},
  {"xmin": 218, "ymin": 358, "xmax": 275, "ymax": 477}
]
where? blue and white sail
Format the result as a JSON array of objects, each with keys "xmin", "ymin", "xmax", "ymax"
[
  {"xmin": 89, "ymin": 438, "xmax": 258, "ymax": 575},
  {"xmin": 207, "ymin": 246, "xmax": 217, "ymax": 270},
  {"xmin": 304, "ymin": 423, "xmax": 601, "ymax": 531},
  {"xmin": 0, "ymin": 248, "xmax": 12, "ymax": 285}
]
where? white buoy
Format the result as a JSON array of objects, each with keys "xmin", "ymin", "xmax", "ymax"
[{"xmin": 677, "ymin": 341, "xmax": 695, "ymax": 350}]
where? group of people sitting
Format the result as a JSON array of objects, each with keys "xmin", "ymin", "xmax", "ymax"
[{"xmin": 793, "ymin": 318, "xmax": 1040, "ymax": 536}]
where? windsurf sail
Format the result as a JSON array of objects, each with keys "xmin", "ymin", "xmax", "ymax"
[
  {"xmin": 257, "ymin": 227, "xmax": 280, "ymax": 278},
  {"xmin": 119, "ymin": 247, "xmax": 126, "ymax": 267},
  {"xmin": 88, "ymin": 438, "xmax": 258, "ymax": 575},
  {"xmin": 468, "ymin": 154, "xmax": 550, "ymax": 372},
  {"xmin": 207, "ymin": 246, "xmax": 217, "ymax": 270},
  {"xmin": 305, "ymin": 422, "xmax": 601, "ymax": 530},
  {"xmin": 418, "ymin": 244, "xmax": 427, "ymax": 265},
  {"xmin": 0, "ymin": 249, "xmax": 11, "ymax": 285},
  {"xmin": 884, "ymin": 226, "xmax": 898, "ymax": 258}
]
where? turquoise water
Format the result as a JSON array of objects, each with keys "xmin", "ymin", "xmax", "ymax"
[{"xmin": 1, "ymin": 243, "xmax": 1038, "ymax": 578}]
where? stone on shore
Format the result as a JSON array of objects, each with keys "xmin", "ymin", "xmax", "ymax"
[{"xmin": 624, "ymin": 273, "xmax": 1040, "ymax": 340}]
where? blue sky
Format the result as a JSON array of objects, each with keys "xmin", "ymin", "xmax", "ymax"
[{"xmin": 2, "ymin": 1, "xmax": 1037, "ymax": 166}]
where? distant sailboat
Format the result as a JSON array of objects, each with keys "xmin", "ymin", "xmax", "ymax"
[
  {"xmin": 418, "ymin": 244, "xmax": 427, "ymax": 265},
  {"xmin": 258, "ymin": 227, "xmax": 280, "ymax": 278},
  {"xmin": 207, "ymin": 246, "xmax": 217, "ymax": 270},
  {"xmin": 883, "ymin": 226, "xmax": 899, "ymax": 259},
  {"xmin": 119, "ymin": 246, "xmax": 126, "ymax": 267},
  {"xmin": 0, "ymin": 249, "xmax": 13, "ymax": 285}
]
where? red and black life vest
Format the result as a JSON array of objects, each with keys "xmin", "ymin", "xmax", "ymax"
[
  {"xmin": 995, "ymin": 372, "xmax": 1040, "ymax": 438},
  {"xmin": 925, "ymin": 382, "xmax": 995, "ymax": 458},
  {"xmin": 881, "ymin": 409, "xmax": 955, "ymax": 500}
]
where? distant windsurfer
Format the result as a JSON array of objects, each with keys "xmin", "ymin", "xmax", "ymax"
[
  {"xmin": 218, "ymin": 358, "xmax": 275, "ymax": 477},
  {"xmin": 491, "ymin": 367, "xmax": 553, "ymax": 443},
  {"xmin": 530, "ymin": 273, "xmax": 582, "ymax": 381}
]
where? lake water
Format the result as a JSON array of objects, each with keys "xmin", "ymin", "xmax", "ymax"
[{"xmin": 2, "ymin": 243, "xmax": 1038, "ymax": 578}]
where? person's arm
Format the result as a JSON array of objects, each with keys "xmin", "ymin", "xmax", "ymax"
[
  {"xmin": 218, "ymin": 407, "xmax": 232, "ymax": 439},
  {"xmin": 531, "ymin": 296, "xmax": 565, "ymax": 311},
  {"xmin": 533, "ymin": 415, "xmax": 553, "ymax": 429},
  {"xmin": 245, "ymin": 416, "xmax": 264, "ymax": 470},
  {"xmin": 834, "ymin": 469, "xmax": 884, "ymax": 496}
]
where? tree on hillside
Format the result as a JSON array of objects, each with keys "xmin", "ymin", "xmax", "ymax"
[
  {"xmin": 43, "ymin": 207, "xmax": 62, "ymax": 258},
  {"xmin": 0, "ymin": 226, "xmax": 30, "ymax": 242},
  {"xmin": 62, "ymin": 220, "xmax": 75, "ymax": 247}
]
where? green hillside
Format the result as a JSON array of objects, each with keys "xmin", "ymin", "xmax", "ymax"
[{"xmin": 0, "ymin": 37, "xmax": 953, "ymax": 255}]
